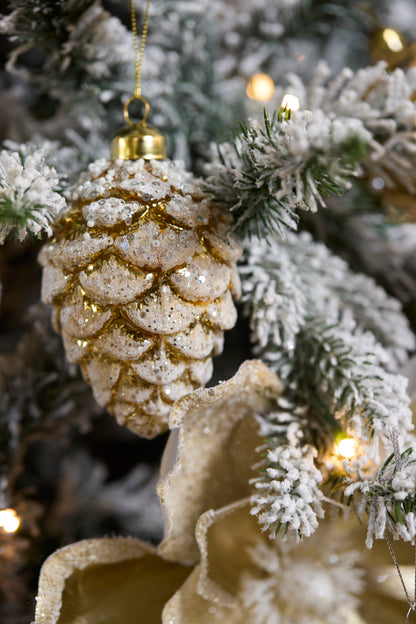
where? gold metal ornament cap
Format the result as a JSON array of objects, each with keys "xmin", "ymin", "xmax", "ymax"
[
  {"xmin": 111, "ymin": 95, "xmax": 167, "ymax": 161},
  {"xmin": 111, "ymin": 122, "xmax": 167, "ymax": 161}
]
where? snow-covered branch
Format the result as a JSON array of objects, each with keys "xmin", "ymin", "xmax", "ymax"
[
  {"xmin": 205, "ymin": 63, "xmax": 416, "ymax": 238},
  {"xmin": 242, "ymin": 232, "xmax": 416, "ymax": 541},
  {"xmin": 241, "ymin": 231, "xmax": 415, "ymax": 370},
  {"xmin": 0, "ymin": 147, "xmax": 66, "ymax": 242}
]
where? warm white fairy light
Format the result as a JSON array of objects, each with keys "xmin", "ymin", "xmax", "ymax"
[
  {"xmin": 382, "ymin": 28, "xmax": 404, "ymax": 53},
  {"xmin": 0, "ymin": 508, "xmax": 21, "ymax": 533},
  {"xmin": 281, "ymin": 93, "xmax": 300, "ymax": 113},
  {"xmin": 337, "ymin": 437, "xmax": 356, "ymax": 459},
  {"xmin": 246, "ymin": 73, "xmax": 275, "ymax": 102}
]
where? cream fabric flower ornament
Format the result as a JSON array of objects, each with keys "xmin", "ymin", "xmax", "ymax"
[
  {"xmin": 33, "ymin": 505, "xmax": 412, "ymax": 624},
  {"xmin": 159, "ymin": 350, "xmax": 416, "ymax": 550}
]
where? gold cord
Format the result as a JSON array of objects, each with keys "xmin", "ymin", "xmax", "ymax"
[
  {"xmin": 111, "ymin": 0, "xmax": 166, "ymax": 160},
  {"xmin": 130, "ymin": 0, "xmax": 152, "ymax": 98}
]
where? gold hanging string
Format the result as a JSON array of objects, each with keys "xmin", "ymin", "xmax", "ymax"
[
  {"xmin": 112, "ymin": 0, "xmax": 166, "ymax": 159},
  {"xmin": 124, "ymin": 0, "xmax": 152, "ymax": 125},
  {"xmin": 130, "ymin": 0, "xmax": 152, "ymax": 98}
]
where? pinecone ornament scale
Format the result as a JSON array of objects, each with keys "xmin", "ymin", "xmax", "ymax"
[{"xmin": 40, "ymin": 159, "xmax": 241, "ymax": 438}]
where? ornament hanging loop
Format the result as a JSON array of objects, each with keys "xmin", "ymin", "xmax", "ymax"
[
  {"xmin": 123, "ymin": 94, "xmax": 150, "ymax": 126},
  {"xmin": 112, "ymin": 93, "xmax": 166, "ymax": 161}
]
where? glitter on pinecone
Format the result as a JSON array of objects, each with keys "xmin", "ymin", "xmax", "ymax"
[{"xmin": 39, "ymin": 158, "xmax": 241, "ymax": 438}]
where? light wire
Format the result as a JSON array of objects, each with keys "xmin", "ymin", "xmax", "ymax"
[{"xmin": 385, "ymin": 530, "xmax": 416, "ymax": 622}]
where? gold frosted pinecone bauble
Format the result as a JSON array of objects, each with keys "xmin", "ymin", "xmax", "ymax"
[{"xmin": 39, "ymin": 158, "xmax": 242, "ymax": 438}]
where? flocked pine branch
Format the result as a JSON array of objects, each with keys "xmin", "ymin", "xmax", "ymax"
[
  {"xmin": 290, "ymin": 320, "xmax": 413, "ymax": 444},
  {"xmin": 205, "ymin": 63, "xmax": 416, "ymax": 238},
  {"xmin": 50, "ymin": 450, "xmax": 164, "ymax": 542},
  {"xmin": 0, "ymin": 147, "xmax": 66, "ymax": 243},
  {"xmin": 0, "ymin": 0, "xmax": 377, "ymax": 102},
  {"xmin": 284, "ymin": 63, "xmax": 416, "ymax": 295},
  {"xmin": 346, "ymin": 432, "xmax": 416, "ymax": 547},
  {"xmin": 251, "ymin": 399, "xmax": 325, "ymax": 541},
  {"xmin": 251, "ymin": 320, "xmax": 416, "ymax": 543},
  {"xmin": 313, "ymin": 207, "xmax": 416, "ymax": 305},
  {"xmin": 0, "ymin": 303, "xmax": 101, "ymax": 509},
  {"xmin": 205, "ymin": 108, "xmax": 369, "ymax": 237},
  {"xmin": 3, "ymin": 137, "xmax": 105, "ymax": 191},
  {"xmin": 242, "ymin": 233, "xmax": 416, "ymax": 542},
  {"xmin": 240, "ymin": 231, "xmax": 415, "ymax": 370},
  {"xmin": 0, "ymin": 1, "xmax": 132, "ymax": 105},
  {"xmin": 286, "ymin": 62, "xmax": 416, "ymax": 195}
]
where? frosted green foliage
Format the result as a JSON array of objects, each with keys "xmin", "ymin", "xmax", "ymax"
[
  {"xmin": 205, "ymin": 109, "xmax": 369, "ymax": 237},
  {"xmin": 205, "ymin": 63, "xmax": 416, "ymax": 237},
  {"xmin": 251, "ymin": 402, "xmax": 325, "ymax": 540},
  {"xmin": 347, "ymin": 432, "xmax": 416, "ymax": 547},
  {"xmin": 0, "ymin": 1, "xmax": 132, "ymax": 101},
  {"xmin": 286, "ymin": 62, "xmax": 416, "ymax": 194},
  {"xmin": 251, "ymin": 441, "xmax": 324, "ymax": 540},
  {"xmin": 143, "ymin": 0, "xmax": 243, "ymax": 162},
  {"xmin": 0, "ymin": 303, "xmax": 164, "ymax": 545},
  {"xmin": 0, "ymin": 147, "xmax": 66, "ymax": 242},
  {"xmin": 56, "ymin": 451, "xmax": 164, "ymax": 541},
  {"xmin": 241, "ymin": 231, "xmax": 415, "ymax": 370},
  {"xmin": 0, "ymin": 304, "xmax": 101, "ymax": 504},
  {"xmin": 251, "ymin": 320, "xmax": 415, "ymax": 542},
  {"xmin": 4, "ymin": 137, "xmax": 107, "ymax": 190},
  {"xmin": 1, "ymin": 0, "xmax": 241, "ymax": 161},
  {"xmin": 291, "ymin": 320, "xmax": 413, "ymax": 442},
  {"xmin": 243, "ymin": 233, "xmax": 416, "ymax": 541},
  {"xmin": 325, "ymin": 210, "xmax": 416, "ymax": 304},
  {"xmin": 242, "ymin": 232, "xmax": 414, "ymax": 446},
  {"xmin": 272, "ymin": 64, "xmax": 416, "ymax": 303},
  {"xmin": 0, "ymin": 0, "xmax": 94, "ymax": 48}
]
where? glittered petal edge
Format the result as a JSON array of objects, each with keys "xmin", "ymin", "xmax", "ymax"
[{"xmin": 35, "ymin": 537, "xmax": 156, "ymax": 624}]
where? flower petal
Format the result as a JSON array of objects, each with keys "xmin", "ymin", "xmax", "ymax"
[
  {"xmin": 195, "ymin": 499, "xmax": 257, "ymax": 607},
  {"xmin": 162, "ymin": 565, "xmax": 243, "ymax": 624},
  {"xmin": 158, "ymin": 360, "xmax": 282, "ymax": 563},
  {"xmin": 35, "ymin": 537, "xmax": 191, "ymax": 624}
]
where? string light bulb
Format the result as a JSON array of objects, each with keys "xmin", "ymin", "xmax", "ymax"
[
  {"xmin": 279, "ymin": 93, "xmax": 300, "ymax": 121},
  {"xmin": 369, "ymin": 27, "xmax": 412, "ymax": 71},
  {"xmin": 336, "ymin": 436, "xmax": 357, "ymax": 459},
  {"xmin": 0, "ymin": 508, "xmax": 21, "ymax": 533},
  {"xmin": 246, "ymin": 73, "xmax": 275, "ymax": 102},
  {"xmin": 382, "ymin": 28, "xmax": 404, "ymax": 53},
  {"xmin": 281, "ymin": 93, "xmax": 300, "ymax": 113}
]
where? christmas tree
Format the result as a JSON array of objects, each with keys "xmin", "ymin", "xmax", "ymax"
[{"xmin": 1, "ymin": 1, "xmax": 416, "ymax": 622}]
